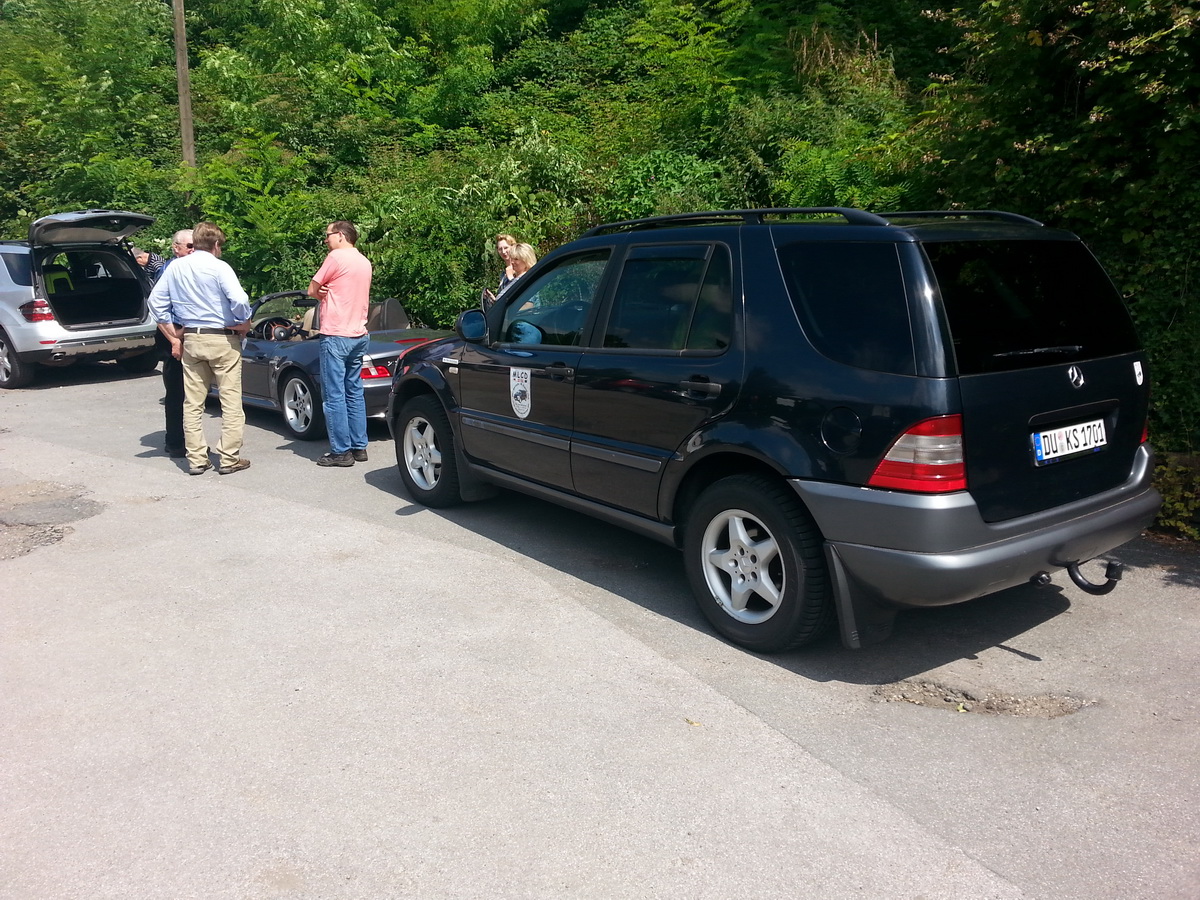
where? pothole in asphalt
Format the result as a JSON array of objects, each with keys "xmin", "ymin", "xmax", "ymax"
[
  {"xmin": 0, "ymin": 481, "xmax": 103, "ymax": 559},
  {"xmin": 874, "ymin": 680, "xmax": 1094, "ymax": 717}
]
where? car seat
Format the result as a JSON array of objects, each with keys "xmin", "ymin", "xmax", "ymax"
[
  {"xmin": 300, "ymin": 306, "xmax": 320, "ymax": 336},
  {"xmin": 43, "ymin": 264, "xmax": 73, "ymax": 294}
]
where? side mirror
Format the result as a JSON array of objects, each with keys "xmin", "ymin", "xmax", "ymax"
[{"xmin": 456, "ymin": 308, "xmax": 488, "ymax": 343}]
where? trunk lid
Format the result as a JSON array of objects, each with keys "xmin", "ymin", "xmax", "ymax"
[
  {"xmin": 923, "ymin": 236, "xmax": 1148, "ymax": 522},
  {"xmin": 29, "ymin": 209, "xmax": 154, "ymax": 247},
  {"xmin": 958, "ymin": 355, "xmax": 1148, "ymax": 521}
]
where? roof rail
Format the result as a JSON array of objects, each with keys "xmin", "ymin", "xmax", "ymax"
[
  {"xmin": 580, "ymin": 207, "xmax": 891, "ymax": 238},
  {"xmin": 880, "ymin": 210, "xmax": 1045, "ymax": 227}
]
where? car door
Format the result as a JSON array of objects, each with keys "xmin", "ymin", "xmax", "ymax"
[
  {"xmin": 571, "ymin": 242, "xmax": 742, "ymax": 517},
  {"xmin": 239, "ymin": 335, "xmax": 275, "ymax": 403},
  {"xmin": 455, "ymin": 249, "xmax": 611, "ymax": 490}
]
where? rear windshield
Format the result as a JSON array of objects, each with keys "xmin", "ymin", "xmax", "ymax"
[
  {"xmin": 923, "ymin": 240, "xmax": 1139, "ymax": 375},
  {"xmin": 1, "ymin": 251, "xmax": 32, "ymax": 286},
  {"xmin": 775, "ymin": 240, "xmax": 916, "ymax": 374}
]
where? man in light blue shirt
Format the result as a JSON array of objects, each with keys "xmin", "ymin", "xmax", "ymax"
[{"xmin": 148, "ymin": 222, "xmax": 253, "ymax": 476}]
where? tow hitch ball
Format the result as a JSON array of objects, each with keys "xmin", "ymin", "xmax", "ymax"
[{"xmin": 1065, "ymin": 559, "xmax": 1125, "ymax": 596}]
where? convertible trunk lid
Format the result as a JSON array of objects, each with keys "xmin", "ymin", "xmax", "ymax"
[{"xmin": 29, "ymin": 209, "xmax": 154, "ymax": 247}]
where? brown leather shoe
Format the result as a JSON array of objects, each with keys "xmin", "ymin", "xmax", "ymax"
[{"xmin": 218, "ymin": 458, "xmax": 251, "ymax": 475}]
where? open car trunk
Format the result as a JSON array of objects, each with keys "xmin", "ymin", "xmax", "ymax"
[{"xmin": 37, "ymin": 247, "xmax": 149, "ymax": 329}]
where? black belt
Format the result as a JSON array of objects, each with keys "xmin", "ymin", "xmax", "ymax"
[{"xmin": 182, "ymin": 327, "xmax": 235, "ymax": 335}]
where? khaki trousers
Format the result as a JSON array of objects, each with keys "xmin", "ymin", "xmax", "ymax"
[{"xmin": 181, "ymin": 333, "xmax": 245, "ymax": 469}]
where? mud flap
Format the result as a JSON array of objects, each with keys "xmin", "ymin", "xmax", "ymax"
[
  {"xmin": 454, "ymin": 440, "xmax": 498, "ymax": 502},
  {"xmin": 825, "ymin": 543, "xmax": 898, "ymax": 649}
]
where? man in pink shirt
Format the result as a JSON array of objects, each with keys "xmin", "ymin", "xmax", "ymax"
[{"xmin": 308, "ymin": 220, "xmax": 373, "ymax": 467}]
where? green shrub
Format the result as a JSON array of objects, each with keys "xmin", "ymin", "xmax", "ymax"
[{"xmin": 1152, "ymin": 457, "xmax": 1200, "ymax": 541}]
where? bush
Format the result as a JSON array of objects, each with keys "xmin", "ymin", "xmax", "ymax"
[{"xmin": 1152, "ymin": 455, "xmax": 1200, "ymax": 541}]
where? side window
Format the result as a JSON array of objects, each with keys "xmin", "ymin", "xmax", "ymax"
[
  {"xmin": 776, "ymin": 240, "xmax": 915, "ymax": 375},
  {"xmin": 603, "ymin": 244, "xmax": 732, "ymax": 352},
  {"xmin": 0, "ymin": 251, "xmax": 32, "ymax": 286},
  {"xmin": 501, "ymin": 249, "xmax": 610, "ymax": 346},
  {"xmin": 686, "ymin": 247, "xmax": 733, "ymax": 351}
]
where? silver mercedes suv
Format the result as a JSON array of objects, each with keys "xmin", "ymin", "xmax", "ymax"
[{"xmin": 0, "ymin": 209, "xmax": 160, "ymax": 388}]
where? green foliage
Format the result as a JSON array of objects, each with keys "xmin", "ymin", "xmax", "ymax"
[
  {"xmin": 183, "ymin": 133, "xmax": 323, "ymax": 296},
  {"xmin": 1153, "ymin": 458, "xmax": 1200, "ymax": 541},
  {"xmin": 595, "ymin": 150, "xmax": 728, "ymax": 222},
  {"xmin": 362, "ymin": 123, "xmax": 593, "ymax": 327},
  {"xmin": 0, "ymin": 0, "xmax": 178, "ymax": 224}
]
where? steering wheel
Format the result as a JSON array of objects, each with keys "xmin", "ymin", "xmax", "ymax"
[{"xmin": 257, "ymin": 316, "xmax": 298, "ymax": 341}]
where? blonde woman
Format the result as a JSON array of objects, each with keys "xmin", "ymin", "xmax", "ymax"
[
  {"xmin": 495, "ymin": 233, "xmax": 517, "ymax": 293},
  {"xmin": 504, "ymin": 243, "xmax": 537, "ymax": 293}
]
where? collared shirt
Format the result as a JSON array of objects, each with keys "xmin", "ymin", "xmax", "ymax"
[
  {"xmin": 149, "ymin": 250, "xmax": 251, "ymax": 329},
  {"xmin": 312, "ymin": 246, "xmax": 372, "ymax": 337}
]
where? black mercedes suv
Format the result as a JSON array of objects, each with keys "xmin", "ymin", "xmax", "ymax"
[{"xmin": 387, "ymin": 208, "xmax": 1161, "ymax": 651}]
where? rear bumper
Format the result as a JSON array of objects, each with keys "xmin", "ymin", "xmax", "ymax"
[
  {"xmin": 791, "ymin": 445, "xmax": 1161, "ymax": 645},
  {"xmin": 21, "ymin": 332, "xmax": 156, "ymax": 362}
]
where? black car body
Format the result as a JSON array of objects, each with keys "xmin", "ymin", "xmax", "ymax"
[
  {"xmin": 387, "ymin": 208, "xmax": 1161, "ymax": 651},
  {"xmin": 237, "ymin": 292, "xmax": 447, "ymax": 439}
]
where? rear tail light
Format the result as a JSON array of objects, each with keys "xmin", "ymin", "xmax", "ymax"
[
  {"xmin": 1140, "ymin": 419, "xmax": 1149, "ymax": 444},
  {"xmin": 361, "ymin": 363, "xmax": 391, "ymax": 380},
  {"xmin": 20, "ymin": 299, "xmax": 55, "ymax": 322},
  {"xmin": 868, "ymin": 415, "xmax": 967, "ymax": 493}
]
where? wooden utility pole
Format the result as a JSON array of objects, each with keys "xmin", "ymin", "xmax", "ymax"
[{"xmin": 172, "ymin": 0, "xmax": 195, "ymax": 167}]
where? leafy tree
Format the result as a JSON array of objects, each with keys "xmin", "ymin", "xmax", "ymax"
[{"xmin": 0, "ymin": 0, "xmax": 182, "ymax": 230}]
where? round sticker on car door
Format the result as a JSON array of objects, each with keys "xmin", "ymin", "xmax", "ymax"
[{"xmin": 510, "ymin": 367, "xmax": 531, "ymax": 419}]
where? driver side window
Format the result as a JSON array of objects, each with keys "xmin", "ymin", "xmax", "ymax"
[{"xmin": 501, "ymin": 250, "xmax": 610, "ymax": 346}]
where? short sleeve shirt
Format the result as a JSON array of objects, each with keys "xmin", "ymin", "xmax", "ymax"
[{"xmin": 313, "ymin": 247, "xmax": 373, "ymax": 337}]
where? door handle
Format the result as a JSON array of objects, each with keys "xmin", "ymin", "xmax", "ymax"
[
  {"xmin": 679, "ymin": 378, "xmax": 721, "ymax": 397},
  {"xmin": 543, "ymin": 363, "xmax": 575, "ymax": 382}
]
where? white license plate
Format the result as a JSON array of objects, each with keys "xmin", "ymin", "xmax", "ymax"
[{"xmin": 1033, "ymin": 418, "xmax": 1108, "ymax": 464}]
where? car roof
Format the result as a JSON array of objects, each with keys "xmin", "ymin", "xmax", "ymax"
[{"xmin": 579, "ymin": 207, "xmax": 1078, "ymax": 244}]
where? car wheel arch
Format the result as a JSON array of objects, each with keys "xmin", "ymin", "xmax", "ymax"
[
  {"xmin": 276, "ymin": 367, "xmax": 325, "ymax": 439},
  {"xmin": 666, "ymin": 450, "xmax": 795, "ymax": 547}
]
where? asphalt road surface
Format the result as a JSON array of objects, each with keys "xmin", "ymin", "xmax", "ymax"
[{"xmin": 2, "ymin": 361, "xmax": 1198, "ymax": 899}]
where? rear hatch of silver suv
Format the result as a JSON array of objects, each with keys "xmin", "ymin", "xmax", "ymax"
[
  {"xmin": 28, "ymin": 210, "xmax": 154, "ymax": 329},
  {"xmin": 921, "ymin": 230, "xmax": 1148, "ymax": 523}
]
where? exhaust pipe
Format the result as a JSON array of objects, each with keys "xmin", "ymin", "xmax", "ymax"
[{"xmin": 1066, "ymin": 559, "xmax": 1124, "ymax": 596}]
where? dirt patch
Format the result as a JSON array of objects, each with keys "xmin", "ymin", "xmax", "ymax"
[
  {"xmin": 874, "ymin": 679, "xmax": 1094, "ymax": 718},
  {"xmin": 0, "ymin": 481, "xmax": 102, "ymax": 559}
]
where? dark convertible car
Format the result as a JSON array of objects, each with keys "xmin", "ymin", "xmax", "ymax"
[{"xmin": 236, "ymin": 291, "xmax": 446, "ymax": 439}]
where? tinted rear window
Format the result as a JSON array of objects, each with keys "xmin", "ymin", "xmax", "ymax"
[
  {"xmin": 1, "ymin": 251, "xmax": 32, "ymax": 286},
  {"xmin": 923, "ymin": 240, "xmax": 1139, "ymax": 375},
  {"xmin": 776, "ymin": 240, "xmax": 915, "ymax": 374}
]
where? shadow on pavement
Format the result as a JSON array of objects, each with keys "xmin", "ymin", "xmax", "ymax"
[
  {"xmin": 359, "ymin": 470, "xmax": 1162, "ymax": 685},
  {"xmin": 21, "ymin": 359, "xmax": 160, "ymax": 389}
]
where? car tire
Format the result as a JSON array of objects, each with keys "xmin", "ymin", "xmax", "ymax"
[
  {"xmin": 684, "ymin": 473, "xmax": 832, "ymax": 652},
  {"xmin": 279, "ymin": 370, "xmax": 324, "ymax": 440},
  {"xmin": 395, "ymin": 395, "xmax": 461, "ymax": 507},
  {"xmin": 0, "ymin": 329, "xmax": 34, "ymax": 389},
  {"xmin": 117, "ymin": 352, "xmax": 160, "ymax": 374}
]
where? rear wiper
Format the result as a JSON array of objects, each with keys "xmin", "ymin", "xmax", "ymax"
[{"xmin": 993, "ymin": 345, "xmax": 1082, "ymax": 358}]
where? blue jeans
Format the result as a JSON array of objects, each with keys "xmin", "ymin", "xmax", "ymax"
[{"xmin": 319, "ymin": 334, "xmax": 370, "ymax": 454}]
